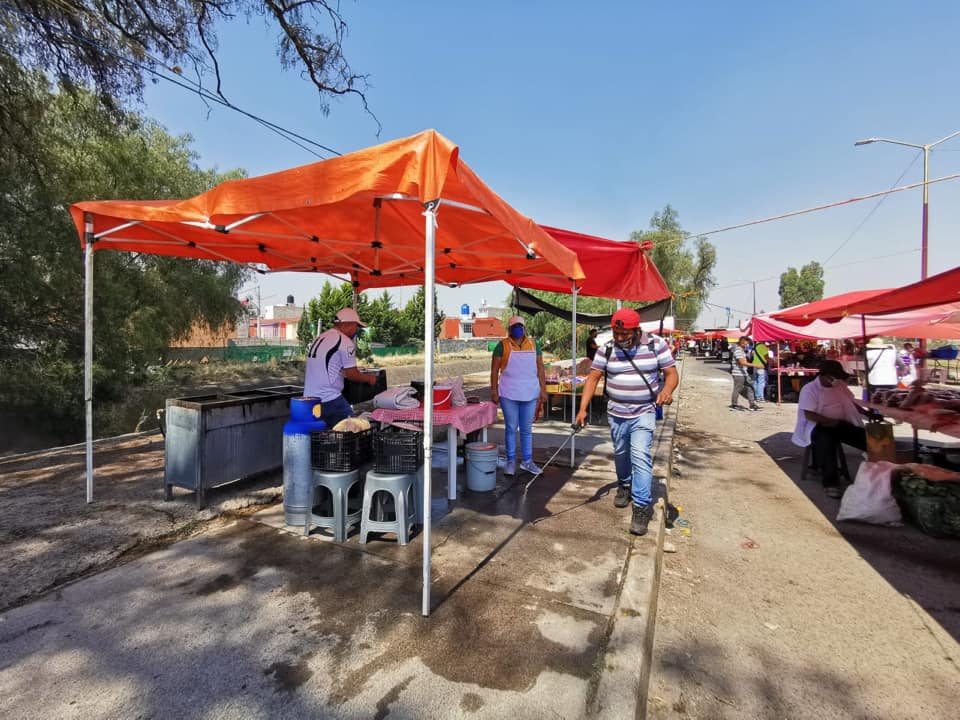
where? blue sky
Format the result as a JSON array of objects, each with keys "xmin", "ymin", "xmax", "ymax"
[{"xmin": 141, "ymin": 1, "xmax": 960, "ymax": 328}]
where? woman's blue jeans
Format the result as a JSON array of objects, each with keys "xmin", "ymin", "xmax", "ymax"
[
  {"xmin": 608, "ymin": 412, "xmax": 657, "ymax": 506},
  {"xmin": 500, "ymin": 396, "xmax": 538, "ymax": 463}
]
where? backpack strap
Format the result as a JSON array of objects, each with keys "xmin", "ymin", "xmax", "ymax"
[{"xmin": 603, "ymin": 337, "xmax": 661, "ymax": 401}]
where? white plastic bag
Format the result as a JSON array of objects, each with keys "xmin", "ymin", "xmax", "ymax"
[
  {"xmin": 439, "ymin": 375, "xmax": 467, "ymax": 407},
  {"xmin": 836, "ymin": 461, "xmax": 902, "ymax": 525}
]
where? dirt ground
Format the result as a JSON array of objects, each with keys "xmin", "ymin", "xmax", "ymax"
[
  {"xmin": 0, "ymin": 363, "xmax": 491, "ymax": 613},
  {"xmin": 648, "ymin": 356, "xmax": 959, "ymax": 719}
]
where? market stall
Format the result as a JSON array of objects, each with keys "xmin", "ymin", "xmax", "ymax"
[
  {"xmin": 71, "ymin": 129, "xmax": 585, "ymax": 617},
  {"xmin": 773, "ymin": 266, "xmax": 960, "ymax": 466},
  {"xmin": 749, "ymin": 298, "xmax": 960, "ymax": 403}
]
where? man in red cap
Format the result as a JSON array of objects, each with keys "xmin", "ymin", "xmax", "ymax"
[
  {"xmin": 304, "ymin": 306, "xmax": 378, "ymax": 427},
  {"xmin": 576, "ymin": 308, "xmax": 679, "ymax": 535}
]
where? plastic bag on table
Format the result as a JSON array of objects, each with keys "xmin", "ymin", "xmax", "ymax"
[
  {"xmin": 837, "ymin": 461, "xmax": 902, "ymax": 525},
  {"xmin": 439, "ymin": 375, "xmax": 467, "ymax": 407}
]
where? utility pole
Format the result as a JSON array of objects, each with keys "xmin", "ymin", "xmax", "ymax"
[
  {"xmin": 752, "ymin": 281, "xmax": 757, "ymax": 316},
  {"xmin": 256, "ymin": 285, "xmax": 262, "ymax": 340}
]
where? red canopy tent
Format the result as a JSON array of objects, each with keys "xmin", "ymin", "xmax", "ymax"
[
  {"xmin": 514, "ymin": 226, "xmax": 671, "ymax": 302},
  {"xmin": 775, "ymin": 265, "xmax": 960, "ymax": 321},
  {"xmin": 750, "ymin": 305, "xmax": 960, "ymax": 341},
  {"xmin": 770, "ymin": 289, "xmax": 892, "ymax": 325}
]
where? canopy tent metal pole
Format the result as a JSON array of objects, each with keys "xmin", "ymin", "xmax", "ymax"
[
  {"xmin": 570, "ymin": 284, "xmax": 578, "ymax": 467},
  {"xmin": 861, "ymin": 315, "xmax": 872, "ymax": 402},
  {"xmin": 84, "ymin": 213, "xmax": 95, "ymax": 503},
  {"xmin": 422, "ymin": 199, "xmax": 439, "ymax": 618}
]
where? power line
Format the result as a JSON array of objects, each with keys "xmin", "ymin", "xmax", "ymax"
[
  {"xmin": 820, "ymin": 152, "xmax": 920, "ymax": 266},
  {"xmin": 4, "ymin": 1, "xmax": 343, "ymax": 159},
  {"xmin": 710, "ymin": 245, "xmax": 923, "ymax": 292},
  {"xmin": 685, "ymin": 172, "xmax": 960, "ymax": 241}
]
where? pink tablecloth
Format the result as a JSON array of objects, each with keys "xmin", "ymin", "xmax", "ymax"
[{"xmin": 369, "ymin": 401, "xmax": 498, "ymax": 435}]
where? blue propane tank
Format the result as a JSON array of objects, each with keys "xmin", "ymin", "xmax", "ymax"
[
  {"xmin": 283, "ymin": 397, "xmax": 327, "ymax": 526},
  {"xmin": 290, "ymin": 396, "xmax": 323, "ymax": 422}
]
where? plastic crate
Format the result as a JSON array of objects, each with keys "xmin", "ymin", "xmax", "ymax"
[
  {"xmin": 310, "ymin": 428, "xmax": 373, "ymax": 471},
  {"xmin": 374, "ymin": 429, "xmax": 424, "ymax": 473}
]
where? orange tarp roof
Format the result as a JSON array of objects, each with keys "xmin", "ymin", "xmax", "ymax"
[{"xmin": 70, "ymin": 129, "xmax": 584, "ymax": 288}]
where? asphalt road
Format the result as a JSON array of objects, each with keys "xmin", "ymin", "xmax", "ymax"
[{"xmin": 647, "ymin": 357, "xmax": 959, "ymax": 720}]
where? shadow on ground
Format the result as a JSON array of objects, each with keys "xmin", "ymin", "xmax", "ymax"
[{"xmin": 755, "ymin": 431, "xmax": 960, "ymax": 644}]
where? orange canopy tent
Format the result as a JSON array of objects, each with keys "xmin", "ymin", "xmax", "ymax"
[
  {"xmin": 71, "ymin": 129, "xmax": 582, "ymax": 289},
  {"xmin": 71, "ymin": 129, "xmax": 585, "ymax": 617}
]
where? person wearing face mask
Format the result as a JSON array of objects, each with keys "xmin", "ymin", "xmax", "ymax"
[
  {"xmin": 575, "ymin": 308, "xmax": 679, "ymax": 536},
  {"xmin": 490, "ymin": 315, "xmax": 548, "ymax": 476},
  {"xmin": 304, "ymin": 307, "xmax": 378, "ymax": 427},
  {"xmin": 792, "ymin": 360, "xmax": 873, "ymax": 498}
]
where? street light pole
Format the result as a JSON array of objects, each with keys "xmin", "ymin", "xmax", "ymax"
[
  {"xmin": 854, "ymin": 130, "xmax": 960, "ymax": 280},
  {"xmin": 855, "ymin": 130, "xmax": 960, "ymax": 363}
]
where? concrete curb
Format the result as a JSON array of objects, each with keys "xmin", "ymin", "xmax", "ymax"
[{"xmin": 591, "ymin": 357, "xmax": 683, "ymax": 719}]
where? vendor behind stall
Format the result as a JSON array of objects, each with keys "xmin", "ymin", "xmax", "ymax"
[
  {"xmin": 792, "ymin": 360, "xmax": 875, "ymax": 498},
  {"xmin": 304, "ymin": 307, "xmax": 378, "ymax": 427}
]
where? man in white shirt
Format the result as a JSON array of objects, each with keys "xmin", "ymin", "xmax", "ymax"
[
  {"xmin": 304, "ymin": 307, "xmax": 378, "ymax": 427},
  {"xmin": 792, "ymin": 360, "xmax": 873, "ymax": 498},
  {"xmin": 866, "ymin": 337, "xmax": 898, "ymax": 389}
]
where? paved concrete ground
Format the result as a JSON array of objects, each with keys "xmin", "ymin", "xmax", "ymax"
[
  {"xmin": 648, "ymin": 357, "xmax": 959, "ymax": 720},
  {"xmin": 0, "ymin": 371, "xmax": 676, "ymax": 719}
]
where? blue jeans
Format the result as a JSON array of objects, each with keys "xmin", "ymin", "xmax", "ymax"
[
  {"xmin": 609, "ymin": 413, "xmax": 657, "ymax": 506},
  {"xmin": 500, "ymin": 396, "xmax": 538, "ymax": 463},
  {"xmin": 754, "ymin": 368, "xmax": 767, "ymax": 402},
  {"xmin": 319, "ymin": 395, "xmax": 354, "ymax": 428}
]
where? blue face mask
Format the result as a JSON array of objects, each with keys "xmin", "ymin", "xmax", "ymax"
[{"xmin": 509, "ymin": 325, "xmax": 524, "ymax": 340}]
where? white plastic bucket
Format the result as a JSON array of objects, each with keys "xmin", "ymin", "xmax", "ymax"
[{"xmin": 465, "ymin": 442, "xmax": 498, "ymax": 492}]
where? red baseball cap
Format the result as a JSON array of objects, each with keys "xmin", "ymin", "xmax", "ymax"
[{"xmin": 611, "ymin": 308, "xmax": 641, "ymax": 330}]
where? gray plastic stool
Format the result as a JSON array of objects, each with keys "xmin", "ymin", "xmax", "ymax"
[
  {"xmin": 304, "ymin": 468, "xmax": 363, "ymax": 542},
  {"xmin": 360, "ymin": 470, "xmax": 417, "ymax": 545}
]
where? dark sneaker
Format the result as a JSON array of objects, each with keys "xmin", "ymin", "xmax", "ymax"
[
  {"xmin": 824, "ymin": 485, "xmax": 843, "ymax": 498},
  {"xmin": 630, "ymin": 504, "xmax": 653, "ymax": 536},
  {"xmin": 614, "ymin": 485, "xmax": 631, "ymax": 508},
  {"xmin": 750, "ymin": 404, "xmax": 761, "ymax": 411},
  {"xmin": 729, "ymin": 405, "xmax": 745, "ymax": 411}
]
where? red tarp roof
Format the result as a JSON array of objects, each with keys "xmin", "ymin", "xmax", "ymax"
[
  {"xmin": 750, "ymin": 304, "xmax": 960, "ymax": 341},
  {"xmin": 770, "ymin": 289, "xmax": 892, "ymax": 325},
  {"xmin": 70, "ymin": 129, "xmax": 584, "ymax": 289},
  {"xmin": 510, "ymin": 225, "xmax": 672, "ymax": 302},
  {"xmin": 801, "ymin": 265, "xmax": 960, "ymax": 320}
]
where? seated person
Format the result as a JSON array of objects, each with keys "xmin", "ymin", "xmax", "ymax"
[{"xmin": 791, "ymin": 360, "xmax": 874, "ymax": 498}]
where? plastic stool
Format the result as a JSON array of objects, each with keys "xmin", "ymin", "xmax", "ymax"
[
  {"xmin": 800, "ymin": 444, "xmax": 851, "ymax": 483},
  {"xmin": 304, "ymin": 468, "xmax": 363, "ymax": 542},
  {"xmin": 360, "ymin": 470, "xmax": 417, "ymax": 545}
]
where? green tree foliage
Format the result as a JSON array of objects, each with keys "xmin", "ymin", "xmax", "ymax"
[
  {"xmin": 366, "ymin": 291, "xmax": 407, "ymax": 347},
  {"xmin": 778, "ymin": 262, "xmax": 825, "ymax": 309},
  {"xmin": 399, "ymin": 286, "xmax": 445, "ymax": 346},
  {"xmin": 5, "ymin": 0, "xmax": 372, "ymax": 117},
  {"xmin": 297, "ymin": 284, "xmax": 444, "ymax": 350},
  {"xmin": 298, "ymin": 282, "xmax": 367, "ymax": 346},
  {"xmin": 0, "ymin": 65, "xmax": 248, "ymax": 439},
  {"xmin": 632, "ymin": 205, "xmax": 717, "ymax": 330}
]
